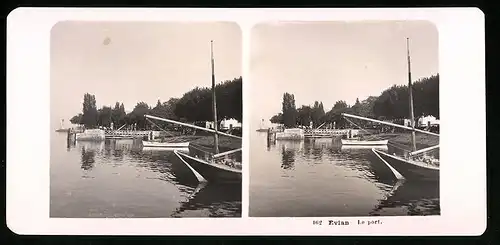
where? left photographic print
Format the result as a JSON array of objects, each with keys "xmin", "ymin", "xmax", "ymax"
[{"xmin": 50, "ymin": 21, "xmax": 243, "ymax": 218}]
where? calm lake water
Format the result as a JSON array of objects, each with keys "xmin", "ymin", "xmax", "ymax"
[
  {"xmin": 50, "ymin": 132, "xmax": 241, "ymax": 218},
  {"xmin": 249, "ymin": 131, "xmax": 440, "ymax": 217}
]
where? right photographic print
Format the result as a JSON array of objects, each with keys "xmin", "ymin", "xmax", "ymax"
[{"xmin": 249, "ymin": 21, "xmax": 440, "ymax": 217}]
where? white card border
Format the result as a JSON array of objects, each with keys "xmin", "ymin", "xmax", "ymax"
[{"xmin": 6, "ymin": 7, "xmax": 486, "ymax": 236}]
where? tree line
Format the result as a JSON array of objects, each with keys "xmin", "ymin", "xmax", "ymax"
[
  {"xmin": 270, "ymin": 74, "xmax": 439, "ymax": 128},
  {"xmin": 70, "ymin": 76, "xmax": 242, "ymax": 130}
]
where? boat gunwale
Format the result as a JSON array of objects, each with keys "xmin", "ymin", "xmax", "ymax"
[
  {"xmin": 175, "ymin": 150, "xmax": 242, "ymax": 174},
  {"xmin": 142, "ymin": 140, "xmax": 190, "ymax": 147},
  {"xmin": 373, "ymin": 148, "xmax": 440, "ymax": 170}
]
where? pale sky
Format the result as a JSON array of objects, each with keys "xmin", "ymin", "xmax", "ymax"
[
  {"xmin": 51, "ymin": 21, "xmax": 241, "ymax": 129},
  {"xmin": 250, "ymin": 21, "xmax": 438, "ymax": 126}
]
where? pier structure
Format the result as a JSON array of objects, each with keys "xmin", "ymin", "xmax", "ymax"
[
  {"xmin": 68, "ymin": 130, "xmax": 155, "ymax": 140},
  {"xmin": 104, "ymin": 130, "xmax": 155, "ymax": 139},
  {"xmin": 267, "ymin": 128, "xmax": 359, "ymax": 142},
  {"xmin": 267, "ymin": 129, "xmax": 359, "ymax": 141},
  {"xmin": 303, "ymin": 128, "xmax": 359, "ymax": 138}
]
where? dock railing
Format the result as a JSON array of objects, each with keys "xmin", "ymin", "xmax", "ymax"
[
  {"xmin": 304, "ymin": 128, "xmax": 354, "ymax": 136},
  {"xmin": 213, "ymin": 148, "xmax": 242, "ymax": 170},
  {"xmin": 104, "ymin": 130, "xmax": 152, "ymax": 138}
]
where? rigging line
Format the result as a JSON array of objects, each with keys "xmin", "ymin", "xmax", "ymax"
[
  {"xmin": 344, "ymin": 117, "xmax": 371, "ymax": 135},
  {"xmin": 344, "ymin": 117, "xmax": 381, "ymax": 141},
  {"xmin": 344, "ymin": 116, "xmax": 411, "ymax": 152}
]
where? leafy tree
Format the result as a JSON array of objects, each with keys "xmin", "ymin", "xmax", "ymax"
[
  {"xmin": 323, "ymin": 100, "xmax": 351, "ymax": 128},
  {"xmin": 270, "ymin": 113, "xmax": 283, "ymax": 124},
  {"xmin": 351, "ymin": 98, "xmax": 361, "ymax": 115},
  {"xmin": 111, "ymin": 102, "xmax": 127, "ymax": 128},
  {"xmin": 311, "ymin": 101, "xmax": 325, "ymax": 127},
  {"xmin": 267, "ymin": 74, "xmax": 438, "ymax": 130},
  {"xmin": 296, "ymin": 105, "xmax": 312, "ymax": 127},
  {"xmin": 81, "ymin": 93, "xmax": 98, "ymax": 128},
  {"xmin": 70, "ymin": 113, "xmax": 83, "ymax": 124},
  {"xmin": 358, "ymin": 96, "xmax": 377, "ymax": 118},
  {"xmin": 119, "ymin": 103, "xmax": 126, "ymax": 125},
  {"xmin": 282, "ymin": 92, "xmax": 297, "ymax": 128},
  {"xmin": 174, "ymin": 76, "xmax": 242, "ymax": 123},
  {"xmin": 97, "ymin": 106, "xmax": 112, "ymax": 127},
  {"xmin": 373, "ymin": 74, "xmax": 439, "ymax": 119},
  {"xmin": 128, "ymin": 102, "xmax": 150, "ymax": 130},
  {"xmin": 333, "ymin": 100, "xmax": 348, "ymax": 110},
  {"xmin": 70, "ymin": 76, "xmax": 243, "ymax": 130}
]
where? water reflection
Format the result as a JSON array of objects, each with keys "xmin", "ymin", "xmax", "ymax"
[
  {"xmin": 66, "ymin": 135, "xmax": 76, "ymax": 151},
  {"xmin": 250, "ymin": 132, "xmax": 440, "ymax": 217},
  {"xmin": 371, "ymin": 179, "xmax": 440, "ymax": 216},
  {"xmin": 80, "ymin": 149, "xmax": 95, "ymax": 170},
  {"xmin": 77, "ymin": 141, "xmax": 104, "ymax": 171},
  {"xmin": 171, "ymin": 182, "xmax": 242, "ymax": 217},
  {"xmin": 281, "ymin": 144, "xmax": 296, "ymax": 170},
  {"xmin": 52, "ymin": 134, "xmax": 241, "ymax": 218}
]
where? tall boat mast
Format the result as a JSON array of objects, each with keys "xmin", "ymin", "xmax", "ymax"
[
  {"xmin": 407, "ymin": 38, "xmax": 417, "ymax": 152},
  {"xmin": 211, "ymin": 40, "xmax": 220, "ymax": 154}
]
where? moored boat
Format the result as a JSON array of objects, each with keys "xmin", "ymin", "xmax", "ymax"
[
  {"xmin": 340, "ymin": 144, "xmax": 388, "ymax": 150},
  {"xmin": 145, "ymin": 40, "xmax": 242, "ymax": 184},
  {"xmin": 142, "ymin": 146, "xmax": 189, "ymax": 152},
  {"xmin": 174, "ymin": 150, "xmax": 242, "ymax": 183},
  {"xmin": 372, "ymin": 148, "xmax": 439, "ymax": 182},
  {"xmin": 142, "ymin": 115, "xmax": 191, "ymax": 149},
  {"xmin": 342, "ymin": 38, "xmax": 440, "ymax": 181}
]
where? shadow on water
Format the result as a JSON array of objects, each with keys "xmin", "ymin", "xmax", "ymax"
[
  {"xmin": 170, "ymin": 182, "xmax": 242, "ymax": 218},
  {"xmin": 370, "ymin": 179, "xmax": 440, "ymax": 216}
]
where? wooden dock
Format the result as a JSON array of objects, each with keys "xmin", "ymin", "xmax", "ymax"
[
  {"xmin": 266, "ymin": 128, "xmax": 356, "ymax": 141},
  {"xmin": 104, "ymin": 130, "xmax": 152, "ymax": 139},
  {"xmin": 304, "ymin": 129, "xmax": 356, "ymax": 138}
]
